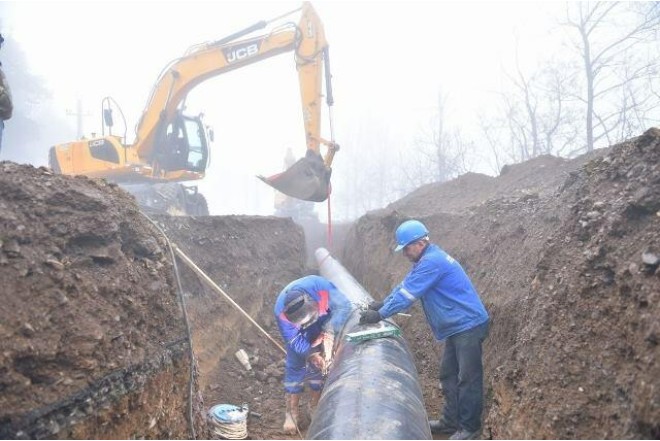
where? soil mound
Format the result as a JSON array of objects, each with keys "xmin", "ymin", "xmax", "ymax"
[
  {"xmin": 1, "ymin": 128, "xmax": 657, "ymax": 440},
  {"xmin": 0, "ymin": 161, "xmax": 343, "ymax": 440},
  {"xmin": 390, "ymin": 154, "xmax": 603, "ymax": 217},
  {"xmin": 341, "ymin": 129, "xmax": 659, "ymax": 439},
  {"xmin": 0, "ymin": 163, "xmax": 206, "ymax": 438}
]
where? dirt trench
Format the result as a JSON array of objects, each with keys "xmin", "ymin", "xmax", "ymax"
[
  {"xmin": 342, "ymin": 128, "xmax": 659, "ymax": 439},
  {"xmin": 0, "ymin": 128, "xmax": 658, "ymax": 439}
]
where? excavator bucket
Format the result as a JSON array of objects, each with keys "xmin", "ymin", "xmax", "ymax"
[{"xmin": 258, "ymin": 151, "xmax": 331, "ymax": 202}]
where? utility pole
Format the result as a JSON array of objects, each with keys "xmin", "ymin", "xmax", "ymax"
[{"xmin": 66, "ymin": 98, "xmax": 92, "ymax": 139}]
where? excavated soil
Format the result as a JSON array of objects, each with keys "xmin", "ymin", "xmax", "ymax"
[
  {"xmin": 0, "ymin": 165, "xmax": 206, "ymax": 439},
  {"xmin": 342, "ymin": 128, "xmax": 659, "ymax": 439},
  {"xmin": 0, "ymin": 128, "xmax": 658, "ymax": 440}
]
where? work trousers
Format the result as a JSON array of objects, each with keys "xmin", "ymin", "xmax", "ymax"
[{"xmin": 439, "ymin": 320, "xmax": 489, "ymax": 433}]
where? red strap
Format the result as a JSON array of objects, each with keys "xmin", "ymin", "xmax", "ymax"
[
  {"xmin": 317, "ymin": 290, "xmax": 330, "ymax": 313},
  {"xmin": 326, "ymin": 188, "xmax": 333, "ymax": 251}
]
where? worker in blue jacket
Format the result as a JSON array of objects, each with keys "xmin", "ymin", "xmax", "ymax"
[
  {"xmin": 274, "ymin": 275, "xmax": 352, "ymax": 434},
  {"xmin": 360, "ymin": 219, "xmax": 489, "ymax": 440}
]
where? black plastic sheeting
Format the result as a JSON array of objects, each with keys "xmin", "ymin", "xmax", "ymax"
[{"xmin": 307, "ymin": 249, "xmax": 431, "ymax": 440}]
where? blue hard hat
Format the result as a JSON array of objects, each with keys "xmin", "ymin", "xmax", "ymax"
[{"xmin": 394, "ymin": 220, "xmax": 429, "ymax": 252}]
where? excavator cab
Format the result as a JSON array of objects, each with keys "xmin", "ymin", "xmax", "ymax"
[{"xmin": 156, "ymin": 113, "xmax": 210, "ymax": 174}]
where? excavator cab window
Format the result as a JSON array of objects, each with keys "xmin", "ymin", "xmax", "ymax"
[
  {"xmin": 160, "ymin": 123, "xmax": 188, "ymax": 171},
  {"xmin": 181, "ymin": 116, "xmax": 208, "ymax": 172},
  {"xmin": 89, "ymin": 138, "xmax": 120, "ymax": 164},
  {"xmin": 158, "ymin": 115, "xmax": 208, "ymax": 172}
]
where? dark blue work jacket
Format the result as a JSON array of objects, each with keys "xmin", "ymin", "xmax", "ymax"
[
  {"xmin": 379, "ymin": 244, "xmax": 488, "ymax": 340},
  {"xmin": 274, "ymin": 275, "xmax": 351, "ymax": 357}
]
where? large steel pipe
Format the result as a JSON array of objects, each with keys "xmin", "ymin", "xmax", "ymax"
[{"xmin": 308, "ymin": 248, "xmax": 431, "ymax": 440}]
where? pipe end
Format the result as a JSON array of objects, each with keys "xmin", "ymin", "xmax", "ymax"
[{"xmin": 314, "ymin": 247, "xmax": 331, "ymax": 266}]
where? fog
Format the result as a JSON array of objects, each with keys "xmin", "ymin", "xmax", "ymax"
[{"xmin": 1, "ymin": 1, "xmax": 647, "ymax": 221}]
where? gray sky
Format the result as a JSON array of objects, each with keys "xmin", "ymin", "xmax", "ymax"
[{"xmin": 5, "ymin": 1, "xmax": 567, "ymax": 219}]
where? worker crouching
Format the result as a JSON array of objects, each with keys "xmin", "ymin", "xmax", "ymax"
[{"xmin": 274, "ymin": 275, "xmax": 351, "ymax": 434}]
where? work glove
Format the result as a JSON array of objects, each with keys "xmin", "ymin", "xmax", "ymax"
[
  {"xmin": 359, "ymin": 309, "xmax": 382, "ymax": 325},
  {"xmin": 322, "ymin": 332, "xmax": 335, "ymax": 375},
  {"xmin": 322, "ymin": 332, "xmax": 335, "ymax": 361},
  {"xmin": 368, "ymin": 300, "xmax": 384, "ymax": 311}
]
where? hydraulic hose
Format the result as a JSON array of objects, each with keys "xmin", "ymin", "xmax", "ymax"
[
  {"xmin": 142, "ymin": 214, "xmax": 196, "ymax": 439},
  {"xmin": 308, "ymin": 249, "xmax": 432, "ymax": 440}
]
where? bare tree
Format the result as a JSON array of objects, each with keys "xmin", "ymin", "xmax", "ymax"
[
  {"xmin": 0, "ymin": 10, "xmax": 64, "ymax": 164},
  {"xmin": 538, "ymin": 62, "xmax": 581, "ymax": 157},
  {"xmin": 563, "ymin": 2, "xmax": 660, "ymax": 151},
  {"xmin": 508, "ymin": 43, "xmax": 541, "ymax": 160},
  {"xmin": 400, "ymin": 91, "xmax": 470, "ymax": 191},
  {"xmin": 487, "ymin": 2, "xmax": 660, "ymax": 165},
  {"xmin": 333, "ymin": 114, "xmax": 403, "ymax": 220},
  {"xmin": 479, "ymin": 117, "xmax": 506, "ymax": 175},
  {"xmin": 482, "ymin": 56, "xmax": 579, "ymax": 168},
  {"xmin": 495, "ymin": 28, "xmax": 584, "ymax": 161}
]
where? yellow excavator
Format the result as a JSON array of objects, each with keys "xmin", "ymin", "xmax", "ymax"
[{"xmin": 49, "ymin": 2, "xmax": 338, "ymax": 216}]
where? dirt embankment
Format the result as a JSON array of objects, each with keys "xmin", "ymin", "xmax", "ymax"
[
  {"xmin": 1, "ymin": 128, "xmax": 657, "ymax": 440},
  {"xmin": 341, "ymin": 128, "xmax": 659, "ymax": 439},
  {"xmin": 0, "ymin": 161, "xmax": 346, "ymax": 440},
  {"xmin": 152, "ymin": 215, "xmax": 314, "ymax": 439},
  {"xmin": 0, "ymin": 163, "xmax": 206, "ymax": 439}
]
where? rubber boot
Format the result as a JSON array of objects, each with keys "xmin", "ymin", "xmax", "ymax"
[{"xmin": 283, "ymin": 393, "xmax": 301, "ymax": 435}]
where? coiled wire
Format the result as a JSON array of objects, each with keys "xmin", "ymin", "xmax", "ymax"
[{"xmin": 208, "ymin": 404, "xmax": 249, "ymax": 440}]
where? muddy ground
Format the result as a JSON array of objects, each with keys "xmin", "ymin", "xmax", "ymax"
[{"xmin": 0, "ymin": 128, "xmax": 658, "ymax": 439}]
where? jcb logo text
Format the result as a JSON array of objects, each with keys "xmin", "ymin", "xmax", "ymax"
[{"xmin": 224, "ymin": 42, "xmax": 261, "ymax": 64}]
